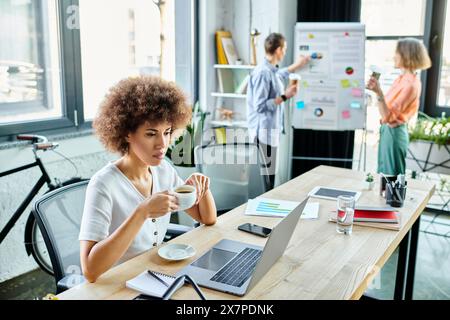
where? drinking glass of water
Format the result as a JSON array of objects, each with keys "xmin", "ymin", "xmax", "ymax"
[{"xmin": 336, "ymin": 195, "xmax": 355, "ymax": 235}]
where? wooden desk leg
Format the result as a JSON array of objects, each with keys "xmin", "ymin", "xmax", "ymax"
[
  {"xmin": 405, "ymin": 217, "xmax": 421, "ymax": 300},
  {"xmin": 394, "ymin": 230, "xmax": 411, "ymax": 300}
]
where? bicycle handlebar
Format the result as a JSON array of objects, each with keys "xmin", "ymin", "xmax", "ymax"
[
  {"xmin": 17, "ymin": 135, "xmax": 48, "ymax": 143},
  {"xmin": 35, "ymin": 142, "xmax": 59, "ymax": 151},
  {"xmin": 17, "ymin": 135, "xmax": 58, "ymax": 151}
]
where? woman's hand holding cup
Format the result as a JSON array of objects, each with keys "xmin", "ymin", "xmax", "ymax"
[
  {"xmin": 366, "ymin": 75, "xmax": 383, "ymax": 96},
  {"xmin": 139, "ymin": 191, "xmax": 179, "ymax": 218},
  {"xmin": 185, "ymin": 173, "xmax": 210, "ymax": 205}
]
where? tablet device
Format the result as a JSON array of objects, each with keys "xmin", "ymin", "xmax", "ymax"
[{"xmin": 308, "ymin": 186, "xmax": 361, "ymax": 202}]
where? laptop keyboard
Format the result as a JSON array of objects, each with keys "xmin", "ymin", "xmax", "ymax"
[{"xmin": 210, "ymin": 248, "xmax": 262, "ymax": 287}]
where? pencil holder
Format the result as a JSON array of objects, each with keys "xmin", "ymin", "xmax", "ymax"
[
  {"xmin": 380, "ymin": 175, "xmax": 397, "ymax": 198},
  {"xmin": 386, "ymin": 185, "xmax": 407, "ymax": 208}
]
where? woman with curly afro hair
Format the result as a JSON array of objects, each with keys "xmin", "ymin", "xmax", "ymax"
[{"xmin": 79, "ymin": 76, "xmax": 216, "ymax": 282}]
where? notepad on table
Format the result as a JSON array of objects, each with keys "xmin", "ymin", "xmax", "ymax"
[{"xmin": 126, "ymin": 270, "xmax": 182, "ymax": 298}]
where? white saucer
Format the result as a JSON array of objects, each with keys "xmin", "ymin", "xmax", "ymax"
[{"xmin": 158, "ymin": 243, "xmax": 196, "ymax": 261}]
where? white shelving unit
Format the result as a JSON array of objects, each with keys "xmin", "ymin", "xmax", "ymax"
[
  {"xmin": 211, "ymin": 64, "xmax": 254, "ymax": 128},
  {"xmin": 211, "ymin": 92, "xmax": 247, "ymax": 99},
  {"xmin": 210, "ymin": 120, "xmax": 248, "ymax": 128},
  {"xmin": 213, "ymin": 64, "xmax": 255, "ymax": 70}
]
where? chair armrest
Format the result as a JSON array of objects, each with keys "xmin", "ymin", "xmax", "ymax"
[
  {"xmin": 167, "ymin": 223, "xmax": 193, "ymax": 236},
  {"xmin": 56, "ymin": 274, "xmax": 86, "ymax": 294}
]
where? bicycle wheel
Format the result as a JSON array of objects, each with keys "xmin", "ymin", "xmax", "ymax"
[{"xmin": 30, "ymin": 216, "xmax": 54, "ymax": 276}]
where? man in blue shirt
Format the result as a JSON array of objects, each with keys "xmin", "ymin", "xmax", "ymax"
[{"xmin": 247, "ymin": 33, "xmax": 310, "ymax": 189}]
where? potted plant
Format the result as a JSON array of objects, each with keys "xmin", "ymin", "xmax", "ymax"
[
  {"xmin": 365, "ymin": 173, "xmax": 375, "ymax": 190},
  {"xmin": 406, "ymin": 112, "xmax": 450, "ymax": 175},
  {"xmin": 166, "ymin": 101, "xmax": 209, "ymax": 179}
]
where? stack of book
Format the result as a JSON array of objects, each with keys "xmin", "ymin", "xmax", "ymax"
[{"xmin": 330, "ymin": 206, "xmax": 401, "ymax": 231}]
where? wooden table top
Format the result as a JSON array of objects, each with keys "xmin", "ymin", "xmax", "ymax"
[{"xmin": 57, "ymin": 166, "xmax": 435, "ymax": 300}]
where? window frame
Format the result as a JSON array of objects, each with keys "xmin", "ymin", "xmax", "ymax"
[
  {"xmin": 424, "ymin": 0, "xmax": 448, "ymax": 116},
  {"xmin": 362, "ymin": 0, "xmax": 433, "ymax": 115},
  {"xmin": 0, "ymin": 0, "xmax": 199, "ymax": 142},
  {"xmin": 0, "ymin": 0, "xmax": 83, "ymax": 141},
  {"xmin": 363, "ymin": 0, "xmax": 450, "ymax": 117},
  {"xmin": 0, "ymin": 0, "xmax": 48, "ymax": 114}
]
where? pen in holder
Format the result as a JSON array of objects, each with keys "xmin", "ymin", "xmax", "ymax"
[
  {"xmin": 385, "ymin": 183, "xmax": 407, "ymax": 208},
  {"xmin": 379, "ymin": 174, "xmax": 397, "ymax": 198}
]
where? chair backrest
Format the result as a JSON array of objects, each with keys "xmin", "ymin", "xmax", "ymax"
[
  {"xmin": 32, "ymin": 180, "xmax": 89, "ymax": 284},
  {"xmin": 194, "ymin": 143, "xmax": 269, "ymax": 212}
]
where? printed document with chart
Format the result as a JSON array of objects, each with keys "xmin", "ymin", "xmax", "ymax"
[
  {"xmin": 292, "ymin": 23, "xmax": 366, "ymax": 131},
  {"xmin": 245, "ymin": 198, "xmax": 319, "ymax": 219}
]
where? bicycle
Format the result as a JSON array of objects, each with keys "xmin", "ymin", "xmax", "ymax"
[{"xmin": 0, "ymin": 134, "xmax": 86, "ymax": 275}]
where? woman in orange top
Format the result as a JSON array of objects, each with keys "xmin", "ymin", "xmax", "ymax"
[{"xmin": 367, "ymin": 38, "xmax": 431, "ymax": 175}]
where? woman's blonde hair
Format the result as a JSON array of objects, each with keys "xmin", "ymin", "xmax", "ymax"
[{"xmin": 396, "ymin": 38, "xmax": 432, "ymax": 71}]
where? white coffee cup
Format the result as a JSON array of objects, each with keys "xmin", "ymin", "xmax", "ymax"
[{"xmin": 173, "ymin": 185, "xmax": 197, "ymax": 211}]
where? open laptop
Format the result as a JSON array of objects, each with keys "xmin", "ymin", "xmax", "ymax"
[{"xmin": 177, "ymin": 198, "xmax": 308, "ymax": 296}]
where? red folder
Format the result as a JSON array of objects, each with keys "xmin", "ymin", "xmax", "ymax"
[{"xmin": 354, "ymin": 209, "xmax": 399, "ymax": 223}]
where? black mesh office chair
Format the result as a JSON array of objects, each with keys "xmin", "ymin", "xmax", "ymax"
[
  {"xmin": 194, "ymin": 143, "xmax": 270, "ymax": 214},
  {"xmin": 32, "ymin": 180, "xmax": 88, "ymax": 293},
  {"xmin": 32, "ymin": 180, "xmax": 192, "ymax": 293}
]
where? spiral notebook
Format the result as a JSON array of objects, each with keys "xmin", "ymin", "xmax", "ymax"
[{"xmin": 126, "ymin": 270, "xmax": 182, "ymax": 298}]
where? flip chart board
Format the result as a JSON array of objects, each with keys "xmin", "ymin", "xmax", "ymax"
[{"xmin": 292, "ymin": 23, "xmax": 366, "ymax": 130}]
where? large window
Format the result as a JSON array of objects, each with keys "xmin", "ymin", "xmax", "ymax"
[
  {"xmin": 360, "ymin": 0, "xmax": 428, "ymax": 135},
  {"xmin": 361, "ymin": 0, "xmax": 427, "ymax": 91},
  {"xmin": 79, "ymin": 0, "xmax": 176, "ymax": 120},
  {"xmin": 0, "ymin": 0, "xmax": 63, "ymax": 124},
  {"xmin": 0, "ymin": 0, "xmax": 195, "ymax": 139},
  {"xmin": 362, "ymin": 0, "xmax": 450, "ymax": 116}
]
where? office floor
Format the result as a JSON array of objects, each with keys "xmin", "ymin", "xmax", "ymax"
[
  {"xmin": 0, "ymin": 211, "xmax": 449, "ymax": 300},
  {"xmin": 364, "ymin": 212, "xmax": 450, "ymax": 299}
]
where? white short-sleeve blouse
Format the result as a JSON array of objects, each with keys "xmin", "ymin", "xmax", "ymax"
[{"xmin": 79, "ymin": 160, "xmax": 185, "ymax": 264}]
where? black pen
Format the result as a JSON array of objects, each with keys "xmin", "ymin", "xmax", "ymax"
[{"xmin": 147, "ymin": 270, "xmax": 169, "ymax": 287}]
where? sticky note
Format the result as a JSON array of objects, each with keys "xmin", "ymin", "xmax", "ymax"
[
  {"xmin": 350, "ymin": 102, "xmax": 361, "ymax": 109},
  {"xmin": 351, "ymin": 80, "xmax": 360, "ymax": 88},
  {"xmin": 351, "ymin": 88, "xmax": 363, "ymax": 98},
  {"xmin": 308, "ymin": 33, "xmax": 315, "ymax": 39},
  {"xmin": 342, "ymin": 110, "xmax": 351, "ymax": 119},
  {"xmin": 341, "ymin": 79, "xmax": 351, "ymax": 88},
  {"xmin": 296, "ymin": 101, "xmax": 305, "ymax": 109},
  {"xmin": 302, "ymin": 81, "xmax": 309, "ymax": 88}
]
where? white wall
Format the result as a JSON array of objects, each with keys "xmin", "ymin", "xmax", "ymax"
[
  {"xmin": 0, "ymin": 135, "xmax": 116, "ymax": 282},
  {"xmin": 199, "ymin": 0, "xmax": 229, "ymax": 113}
]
